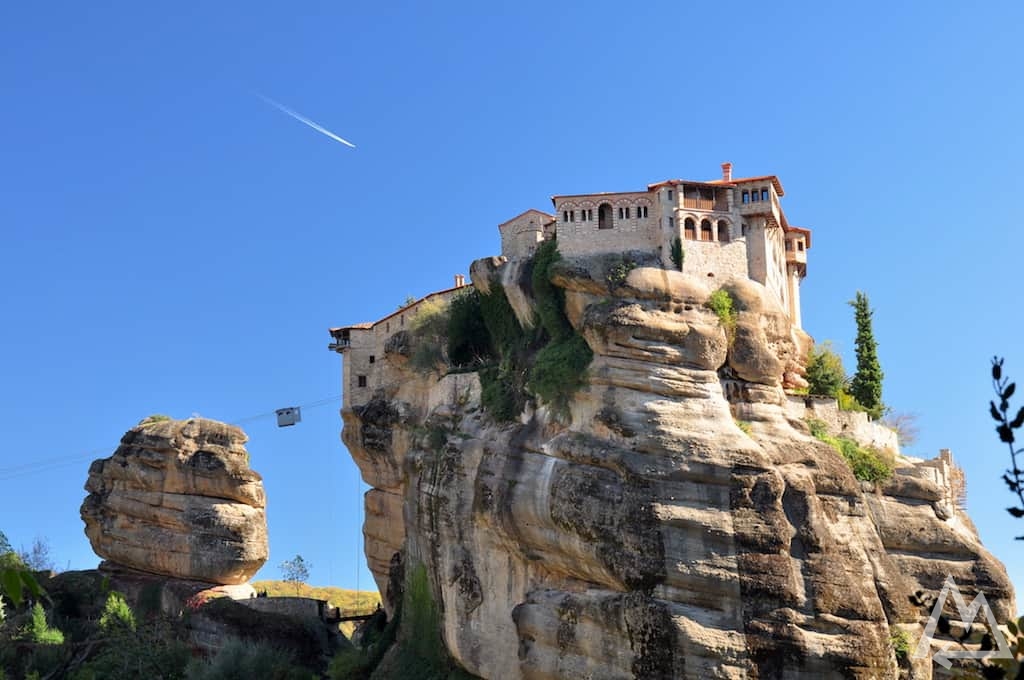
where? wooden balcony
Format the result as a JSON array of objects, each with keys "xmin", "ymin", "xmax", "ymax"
[{"xmin": 683, "ymin": 197, "xmax": 729, "ymax": 211}]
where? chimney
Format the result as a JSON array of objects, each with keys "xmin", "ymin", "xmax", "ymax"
[
  {"xmin": 454, "ymin": 274, "xmax": 465, "ymax": 287},
  {"xmin": 721, "ymin": 162, "xmax": 733, "ymax": 182}
]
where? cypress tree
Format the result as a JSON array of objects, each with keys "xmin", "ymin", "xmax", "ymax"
[{"xmin": 848, "ymin": 291, "xmax": 884, "ymax": 418}]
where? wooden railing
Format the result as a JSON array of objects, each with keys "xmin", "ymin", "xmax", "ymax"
[{"xmin": 682, "ymin": 198, "xmax": 728, "ymax": 211}]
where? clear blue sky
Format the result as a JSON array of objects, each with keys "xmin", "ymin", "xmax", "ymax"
[{"xmin": 2, "ymin": 2, "xmax": 1024, "ymax": 600}]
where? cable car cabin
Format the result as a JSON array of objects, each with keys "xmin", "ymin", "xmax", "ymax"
[{"xmin": 276, "ymin": 407, "xmax": 301, "ymax": 427}]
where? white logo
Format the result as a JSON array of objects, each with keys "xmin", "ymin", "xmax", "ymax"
[{"xmin": 913, "ymin": 576, "xmax": 1012, "ymax": 668}]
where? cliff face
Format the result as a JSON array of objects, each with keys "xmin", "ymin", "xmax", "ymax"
[{"xmin": 342, "ymin": 255, "xmax": 1012, "ymax": 679}]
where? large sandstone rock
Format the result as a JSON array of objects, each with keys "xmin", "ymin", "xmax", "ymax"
[
  {"xmin": 81, "ymin": 417, "xmax": 268, "ymax": 585},
  {"xmin": 342, "ymin": 255, "xmax": 1013, "ymax": 679}
]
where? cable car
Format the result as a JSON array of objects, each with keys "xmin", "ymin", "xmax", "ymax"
[{"xmin": 275, "ymin": 407, "xmax": 301, "ymax": 427}]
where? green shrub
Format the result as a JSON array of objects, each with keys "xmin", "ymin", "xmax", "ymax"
[
  {"xmin": 25, "ymin": 602, "xmax": 63, "ymax": 645},
  {"xmin": 734, "ymin": 419, "xmax": 752, "ymax": 436},
  {"xmin": 669, "ymin": 237, "xmax": 684, "ymax": 271},
  {"xmin": 706, "ymin": 289, "xmax": 737, "ymax": 340},
  {"xmin": 804, "ymin": 342, "xmax": 848, "ymax": 398},
  {"xmin": 604, "ymin": 255, "xmax": 637, "ymax": 290},
  {"xmin": 99, "ymin": 592, "xmax": 135, "ymax": 632},
  {"xmin": 836, "ymin": 389, "xmax": 867, "ymax": 413},
  {"xmin": 446, "ymin": 290, "xmax": 493, "ymax": 367},
  {"xmin": 889, "ymin": 627, "xmax": 912, "ymax": 661},
  {"xmin": 532, "ymin": 240, "xmax": 571, "ymax": 340},
  {"xmin": 807, "ymin": 420, "xmax": 893, "ymax": 484},
  {"xmin": 139, "ymin": 414, "xmax": 172, "ymax": 426},
  {"xmin": 186, "ymin": 638, "xmax": 314, "ymax": 680},
  {"xmin": 527, "ymin": 335, "xmax": 593, "ymax": 414}
]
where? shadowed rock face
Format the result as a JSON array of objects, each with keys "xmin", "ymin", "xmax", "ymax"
[
  {"xmin": 342, "ymin": 257, "xmax": 1013, "ymax": 679},
  {"xmin": 81, "ymin": 418, "xmax": 268, "ymax": 585}
]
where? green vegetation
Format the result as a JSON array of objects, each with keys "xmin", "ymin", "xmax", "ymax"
[
  {"xmin": 604, "ymin": 253, "xmax": 637, "ymax": 289},
  {"xmin": 475, "ymin": 239, "xmax": 592, "ymax": 422},
  {"xmin": 848, "ymin": 291, "xmax": 884, "ymax": 419},
  {"xmin": 527, "ymin": 335, "xmax": 592, "ymax": 414},
  {"xmin": 98, "ymin": 591, "xmax": 135, "ymax": 632},
  {"xmin": 734, "ymin": 419, "xmax": 752, "ymax": 436},
  {"xmin": 669, "ymin": 237, "xmax": 684, "ymax": 271},
  {"xmin": 140, "ymin": 414, "xmax": 172, "ymax": 426},
  {"xmin": 329, "ymin": 563, "xmax": 478, "ymax": 680},
  {"xmin": 889, "ymin": 627, "xmax": 911, "ymax": 662},
  {"xmin": 25, "ymin": 602, "xmax": 64, "ymax": 645},
  {"xmin": 805, "ymin": 342, "xmax": 848, "ymax": 399},
  {"xmin": 446, "ymin": 289, "xmax": 492, "ymax": 368},
  {"xmin": 410, "ymin": 298, "xmax": 451, "ymax": 373},
  {"xmin": 706, "ymin": 288, "xmax": 737, "ymax": 341},
  {"xmin": 186, "ymin": 639, "xmax": 315, "ymax": 680},
  {"xmin": 807, "ymin": 418, "xmax": 893, "ymax": 484}
]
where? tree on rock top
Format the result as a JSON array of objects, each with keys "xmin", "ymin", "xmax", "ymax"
[{"xmin": 849, "ymin": 291, "xmax": 884, "ymax": 418}]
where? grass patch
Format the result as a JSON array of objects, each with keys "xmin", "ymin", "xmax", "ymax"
[
  {"xmin": 734, "ymin": 419, "xmax": 752, "ymax": 436},
  {"xmin": 806, "ymin": 418, "xmax": 893, "ymax": 484}
]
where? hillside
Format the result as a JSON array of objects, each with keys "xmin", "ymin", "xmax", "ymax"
[{"xmin": 254, "ymin": 580, "xmax": 378, "ymax": 612}]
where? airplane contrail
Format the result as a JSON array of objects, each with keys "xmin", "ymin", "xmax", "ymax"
[{"xmin": 255, "ymin": 93, "xmax": 356, "ymax": 148}]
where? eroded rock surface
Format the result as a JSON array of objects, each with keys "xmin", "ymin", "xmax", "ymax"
[
  {"xmin": 81, "ymin": 417, "xmax": 268, "ymax": 585},
  {"xmin": 343, "ymin": 256, "xmax": 1012, "ymax": 679}
]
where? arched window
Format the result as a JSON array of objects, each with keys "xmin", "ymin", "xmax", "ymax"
[
  {"xmin": 717, "ymin": 220, "xmax": 729, "ymax": 242},
  {"xmin": 598, "ymin": 203, "xmax": 613, "ymax": 230},
  {"xmin": 684, "ymin": 218, "xmax": 696, "ymax": 240},
  {"xmin": 700, "ymin": 219, "xmax": 713, "ymax": 241}
]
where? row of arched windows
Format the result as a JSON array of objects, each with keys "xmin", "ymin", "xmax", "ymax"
[
  {"xmin": 683, "ymin": 218, "xmax": 730, "ymax": 242},
  {"xmin": 561, "ymin": 202, "xmax": 649, "ymax": 227}
]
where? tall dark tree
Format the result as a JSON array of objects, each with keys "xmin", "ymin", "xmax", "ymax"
[{"xmin": 848, "ymin": 291, "xmax": 884, "ymax": 418}]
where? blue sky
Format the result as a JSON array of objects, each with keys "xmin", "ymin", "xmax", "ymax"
[{"xmin": 2, "ymin": 1, "xmax": 1024, "ymax": 601}]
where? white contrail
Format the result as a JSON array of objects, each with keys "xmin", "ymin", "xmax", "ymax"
[{"xmin": 255, "ymin": 93, "xmax": 356, "ymax": 148}]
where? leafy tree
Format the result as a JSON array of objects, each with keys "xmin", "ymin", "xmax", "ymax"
[
  {"xmin": 848, "ymin": 291, "xmax": 884, "ymax": 418},
  {"xmin": 280, "ymin": 555, "xmax": 311, "ymax": 595},
  {"xmin": 805, "ymin": 342, "xmax": 848, "ymax": 398}
]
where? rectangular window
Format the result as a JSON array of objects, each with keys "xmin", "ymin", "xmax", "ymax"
[
  {"xmin": 668, "ymin": 189, "xmax": 673, "ymax": 200},
  {"xmin": 761, "ymin": 189, "xmax": 769, "ymax": 201},
  {"xmin": 369, "ymin": 355, "xmax": 376, "ymax": 364},
  {"xmin": 588, "ymin": 209, "xmax": 593, "ymax": 221},
  {"xmin": 625, "ymin": 207, "xmax": 630, "ymax": 219},
  {"xmin": 742, "ymin": 191, "xmax": 750, "ymax": 204},
  {"xmin": 357, "ymin": 375, "xmax": 367, "ymax": 387},
  {"xmin": 563, "ymin": 211, "xmax": 568, "ymax": 222},
  {"xmin": 618, "ymin": 207, "xmax": 623, "ymax": 219},
  {"xmin": 668, "ymin": 217, "xmax": 674, "ymax": 227},
  {"xmin": 751, "ymin": 190, "xmax": 759, "ymax": 202},
  {"xmin": 797, "ymin": 241, "xmax": 804, "ymax": 251}
]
